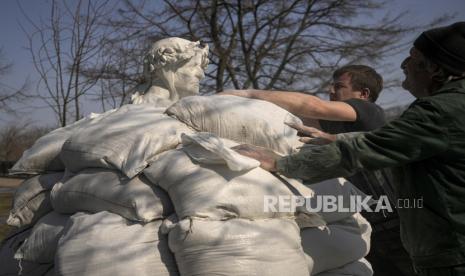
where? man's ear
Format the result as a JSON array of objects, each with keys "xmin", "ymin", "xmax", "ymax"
[
  {"xmin": 360, "ymin": 88, "xmax": 371, "ymax": 100},
  {"xmin": 430, "ymin": 64, "xmax": 445, "ymax": 83}
]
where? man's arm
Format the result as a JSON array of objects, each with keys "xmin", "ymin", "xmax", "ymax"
[
  {"xmin": 276, "ymin": 99, "xmax": 449, "ymax": 183},
  {"xmin": 286, "ymin": 122, "xmax": 336, "ymax": 144},
  {"xmin": 220, "ymin": 89, "xmax": 357, "ymax": 122},
  {"xmin": 335, "ymin": 131, "xmax": 364, "ymax": 141}
]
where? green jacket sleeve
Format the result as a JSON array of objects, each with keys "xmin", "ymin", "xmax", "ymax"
[{"xmin": 277, "ymin": 99, "xmax": 450, "ymax": 182}]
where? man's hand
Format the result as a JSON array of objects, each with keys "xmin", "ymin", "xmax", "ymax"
[
  {"xmin": 231, "ymin": 144, "xmax": 281, "ymax": 172},
  {"xmin": 286, "ymin": 122, "xmax": 336, "ymax": 145},
  {"xmin": 217, "ymin": 89, "xmax": 253, "ymax": 98}
]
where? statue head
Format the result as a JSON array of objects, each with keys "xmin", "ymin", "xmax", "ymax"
[{"xmin": 143, "ymin": 37, "xmax": 209, "ymax": 100}]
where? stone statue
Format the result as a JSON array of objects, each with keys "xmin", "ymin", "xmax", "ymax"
[{"xmin": 130, "ymin": 37, "xmax": 209, "ymax": 106}]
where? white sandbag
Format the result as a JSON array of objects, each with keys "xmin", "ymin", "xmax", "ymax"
[
  {"xmin": 14, "ymin": 211, "xmax": 69, "ymax": 263},
  {"xmin": 10, "ymin": 111, "xmax": 115, "ymax": 174},
  {"xmin": 61, "ymin": 103, "xmax": 193, "ymax": 178},
  {"xmin": 307, "ymin": 178, "xmax": 375, "ymax": 224},
  {"xmin": 315, "ymin": 258, "xmax": 373, "ymax": 276},
  {"xmin": 0, "ymin": 228, "xmax": 54, "ymax": 276},
  {"xmin": 166, "ymin": 95, "xmax": 303, "ymax": 154},
  {"xmin": 55, "ymin": 211, "xmax": 178, "ymax": 276},
  {"xmin": 143, "ymin": 133, "xmax": 320, "ymax": 223},
  {"xmin": 302, "ymin": 213, "xmax": 372, "ymax": 275},
  {"xmin": 180, "ymin": 132, "xmax": 260, "ymax": 171},
  {"xmin": 166, "ymin": 216, "xmax": 309, "ymax": 276},
  {"xmin": 51, "ymin": 169, "xmax": 173, "ymax": 222},
  {"xmin": 7, "ymin": 173, "xmax": 63, "ymax": 227}
]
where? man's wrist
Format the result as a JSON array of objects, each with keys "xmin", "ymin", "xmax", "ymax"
[
  {"xmin": 275, "ymin": 156, "xmax": 288, "ymax": 174},
  {"xmin": 325, "ymin": 134, "xmax": 337, "ymax": 142},
  {"xmin": 247, "ymin": 89, "xmax": 261, "ymax": 99}
]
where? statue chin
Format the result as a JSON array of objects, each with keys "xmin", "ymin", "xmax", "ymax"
[
  {"xmin": 130, "ymin": 91, "xmax": 173, "ymax": 107},
  {"xmin": 176, "ymin": 86, "xmax": 200, "ymax": 98}
]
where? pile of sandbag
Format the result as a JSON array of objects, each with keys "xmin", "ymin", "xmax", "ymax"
[
  {"xmin": 143, "ymin": 132, "xmax": 321, "ymax": 276},
  {"xmin": 1, "ymin": 95, "xmax": 373, "ymax": 276}
]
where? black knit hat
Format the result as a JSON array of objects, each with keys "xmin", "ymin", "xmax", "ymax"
[{"xmin": 414, "ymin": 22, "xmax": 465, "ymax": 75}]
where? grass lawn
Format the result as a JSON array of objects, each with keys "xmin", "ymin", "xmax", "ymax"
[{"xmin": 0, "ymin": 192, "xmax": 14, "ymax": 241}]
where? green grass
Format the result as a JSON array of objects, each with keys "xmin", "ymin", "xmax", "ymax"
[{"xmin": 0, "ymin": 193, "xmax": 14, "ymax": 242}]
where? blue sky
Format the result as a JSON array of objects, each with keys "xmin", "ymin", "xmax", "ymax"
[{"xmin": 0, "ymin": 0, "xmax": 464, "ymax": 128}]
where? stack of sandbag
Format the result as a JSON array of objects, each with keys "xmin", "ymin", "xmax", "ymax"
[
  {"xmin": 3, "ymin": 103, "xmax": 188, "ymax": 275},
  {"xmin": 2, "ymin": 95, "xmax": 374, "ymax": 276},
  {"xmin": 47, "ymin": 171, "xmax": 176, "ymax": 275},
  {"xmin": 143, "ymin": 132, "xmax": 322, "ymax": 276},
  {"xmin": 1, "ymin": 173, "xmax": 64, "ymax": 276},
  {"xmin": 166, "ymin": 95, "xmax": 374, "ymax": 275},
  {"xmin": 143, "ymin": 132, "xmax": 373, "ymax": 276},
  {"xmin": 2, "ymin": 173, "xmax": 177, "ymax": 275}
]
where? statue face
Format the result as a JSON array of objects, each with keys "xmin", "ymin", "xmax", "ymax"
[
  {"xmin": 144, "ymin": 37, "xmax": 209, "ymax": 100},
  {"xmin": 172, "ymin": 52, "xmax": 206, "ymax": 97}
]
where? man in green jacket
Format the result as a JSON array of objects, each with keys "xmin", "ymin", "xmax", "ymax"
[{"xmin": 234, "ymin": 22, "xmax": 465, "ymax": 275}]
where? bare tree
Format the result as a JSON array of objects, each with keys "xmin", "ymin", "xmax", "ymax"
[
  {"xmin": 95, "ymin": 0, "xmax": 448, "ymax": 97},
  {"xmin": 79, "ymin": 14, "xmax": 166, "ymax": 111},
  {"xmin": 0, "ymin": 48, "xmax": 29, "ymax": 115},
  {"xmin": 81, "ymin": 36, "xmax": 148, "ymax": 111},
  {"xmin": 22, "ymin": 0, "xmax": 448, "ymax": 113},
  {"xmin": 0, "ymin": 122, "xmax": 50, "ymax": 162},
  {"xmin": 21, "ymin": 0, "xmax": 112, "ymax": 126}
]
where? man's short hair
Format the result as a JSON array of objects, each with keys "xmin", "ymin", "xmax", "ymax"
[{"xmin": 332, "ymin": 65, "xmax": 383, "ymax": 102}]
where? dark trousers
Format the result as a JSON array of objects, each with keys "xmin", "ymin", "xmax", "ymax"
[
  {"xmin": 364, "ymin": 218, "xmax": 416, "ymax": 276},
  {"xmin": 416, "ymin": 265, "xmax": 465, "ymax": 276}
]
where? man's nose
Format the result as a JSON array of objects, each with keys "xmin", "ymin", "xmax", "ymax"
[
  {"xmin": 401, "ymin": 56, "xmax": 410, "ymax": 69},
  {"xmin": 329, "ymin": 85, "xmax": 335, "ymax": 94}
]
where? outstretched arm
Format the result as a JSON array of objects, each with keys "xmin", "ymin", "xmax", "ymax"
[
  {"xmin": 234, "ymin": 99, "xmax": 449, "ymax": 183},
  {"xmin": 219, "ymin": 89, "xmax": 357, "ymax": 122},
  {"xmin": 286, "ymin": 122, "xmax": 336, "ymax": 145}
]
